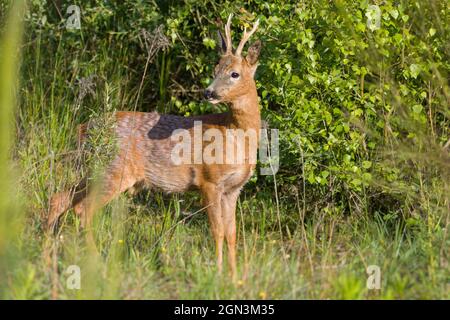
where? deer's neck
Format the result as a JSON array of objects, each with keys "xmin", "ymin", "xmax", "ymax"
[{"xmin": 228, "ymin": 85, "xmax": 260, "ymax": 132}]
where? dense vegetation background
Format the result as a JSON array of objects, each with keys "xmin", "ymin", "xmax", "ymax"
[{"xmin": 0, "ymin": 0, "xmax": 448, "ymax": 299}]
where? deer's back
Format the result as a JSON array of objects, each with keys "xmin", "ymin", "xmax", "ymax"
[
  {"xmin": 82, "ymin": 111, "xmax": 254, "ymax": 194},
  {"xmin": 108, "ymin": 111, "xmax": 193, "ymax": 193}
]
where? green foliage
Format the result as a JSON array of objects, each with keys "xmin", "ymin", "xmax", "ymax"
[{"xmin": 21, "ymin": 0, "xmax": 449, "ymax": 202}]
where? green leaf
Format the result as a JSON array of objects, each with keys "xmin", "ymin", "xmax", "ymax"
[
  {"xmin": 429, "ymin": 28, "xmax": 436, "ymax": 37},
  {"xmin": 409, "ymin": 64, "xmax": 421, "ymax": 79},
  {"xmin": 389, "ymin": 9, "xmax": 399, "ymax": 19},
  {"xmin": 202, "ymin": 37, "xmax": 216, "ymax": 49},
  {"xmin": 362, "ymin": 161, "xmax": 372, "ymax": 169},
  {"xmin": 291, "ymin": 75, "xmax": 300, "ymax": 85},
  {"xmin": 412, "ymin": 105, "xmax": 423, "ymax": 114}
]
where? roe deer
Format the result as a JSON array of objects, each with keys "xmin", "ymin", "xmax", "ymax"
[{"xmin": 47, "ymin": 14, "xmax": 262, "ymax": 278}]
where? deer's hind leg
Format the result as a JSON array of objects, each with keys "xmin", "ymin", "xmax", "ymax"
[
  {"xmin": 76, "ymin": 162, "xmax": 140, "ymax": 229},
  {"xmin": 47, "ymin": 178, "xmax": 88, "ymax": 232}
]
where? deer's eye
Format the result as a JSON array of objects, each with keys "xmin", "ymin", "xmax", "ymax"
[{"xmin": 231, "ymin": 72, "xmax": 240, "ymax": 79}]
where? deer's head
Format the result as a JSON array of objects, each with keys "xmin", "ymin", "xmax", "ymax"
[{"xmin": 204, "ymin": 14, "xmax": 261, "ymax": 104}]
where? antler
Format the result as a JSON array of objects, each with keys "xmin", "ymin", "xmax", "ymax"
[
  {"xmin": 235, "ymin": 18, "xmax": 259, "ymax": 56},
  {"xmin": 224, "ymin": 14, "xmax": 233, "ymax": 55}
]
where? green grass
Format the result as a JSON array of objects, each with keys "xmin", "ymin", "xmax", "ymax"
[
  {"xmin": 5, "ymin": 187, "xmax": 449, "ymax": 299},
  {"xmin": 1, "ymin": 1, "xmax": 449, "ymax": 299}
]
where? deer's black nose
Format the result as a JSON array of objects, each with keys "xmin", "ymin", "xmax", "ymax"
[{"xmin": 204, "ymin": 89, "xmax": 214, "ymax": 100}]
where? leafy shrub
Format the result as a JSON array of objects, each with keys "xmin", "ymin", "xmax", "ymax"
[{"xmin": 20, "ymin": 0, "xmax": 449, "ymax": 217}]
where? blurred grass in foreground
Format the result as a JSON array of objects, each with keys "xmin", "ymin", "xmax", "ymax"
[{"xmin": 0, "ymin": 0, "xmax": 25, "ymax": 298}]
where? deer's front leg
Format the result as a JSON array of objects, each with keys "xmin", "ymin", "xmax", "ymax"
[
  {"xmin": 222, "ymin": 189, "xmax": 240, "ymax": 280},
  {"xmin": 202, "ymin": 183, "xmax": 224, "ymax": 273}
]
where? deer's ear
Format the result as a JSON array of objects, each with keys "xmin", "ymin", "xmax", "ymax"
[
  {"xmin": 217, "ymin": 30, "xmax": 227, "ymax": 54},
  {"xmin": 246, "ymin": 40, "xmax": 261, "ymax": 65}
]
